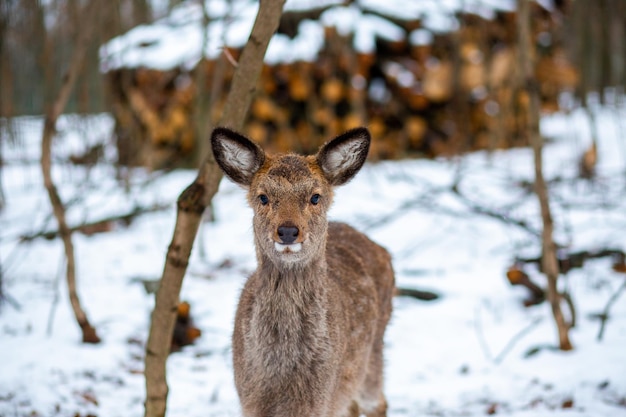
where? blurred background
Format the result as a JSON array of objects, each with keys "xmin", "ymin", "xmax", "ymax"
[
  {"xmin": 2, "ymin": 0, "xmax": 624, "ymax": 168},
  {"xmin": 1, "ymin": 2, "xmax": 626, "ymax": 415}
]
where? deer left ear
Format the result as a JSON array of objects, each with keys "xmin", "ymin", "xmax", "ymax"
[
  {"xmin": 211, "ymin": 127, "xmax": 265, "ymax": 187},
  {"xmin": 316, "ymin": 127, "xmax": 371, "ymax": 186}
]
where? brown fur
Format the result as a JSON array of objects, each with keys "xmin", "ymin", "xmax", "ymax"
[{"xmin": 211, "ymin": 127, "xmax": 395, "ymax": 417}]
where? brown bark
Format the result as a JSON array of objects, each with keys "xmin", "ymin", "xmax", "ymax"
[
  {"xmin": 192, "ymin": 2, "xmax": 213, "ymax": 168},
  {"xmin": 0, "ymin": 1, "xmax": 9, "ymax": 209},
  {"xmin": 143, "ymin": 1, "xmax": 287, "ymax": 416},
  {"xmin": 40, "ymin": 0, "xmax": 100, "ymax": 344},
  {"xmin": 517, "ymin": 0, "xmax": 572, "ymax": 351}
]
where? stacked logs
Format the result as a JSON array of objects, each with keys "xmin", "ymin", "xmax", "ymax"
[
  {"xmin": 106, "ymin": 3, "xmax": 578, "ymax": 168},
  {"xmin": 106, "ymin": 67, "xmax": 196, "ymax": 167}
]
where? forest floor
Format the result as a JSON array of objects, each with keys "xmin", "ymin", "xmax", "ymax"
[{"xmin": 1, "ymin": 104, "xmax": 625, "ymax": 416}]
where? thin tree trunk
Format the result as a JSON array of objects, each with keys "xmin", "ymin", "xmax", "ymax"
[
  {"xmin": 192, "ymin": 1, "xmax": 211, "ymax": 168},
  {"xmin": 0, "ymin": 240, "xmax": 4, "ymax": 308},
  {"xmin": 518, "ymin": 0, "xmax": 572, "ymax": 351},
  {"xmin": 0, "ymin": 120, "xmax": 5, "ymax": 210},
  {"xmin": 143, "ymin": 1, "xmax": 286, "ymax": 416},
  {"xmin": 132, "ymin": 0, "xmax": 153, "ymax": 26},
  {"xmin": 576, "ymin": 0, "xmax": 591, "ymax": 107},
  {"xmin": 599, "ymin": 0, "xmax": 611, "ymax": 93},
  {"xmin": 617, "ymin": 2, "xmax": 626, "ymax": 86},
  {"xmin": 194, "ymin": 0, "xmax": 231, "ymax": 260},
  {"xmin": 40, "ymin": 0, "xmax": 100, "ymax": 344}
]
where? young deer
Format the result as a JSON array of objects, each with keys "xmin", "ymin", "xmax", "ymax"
[{"xmin": 211, "ymin": 127, "xmax": 395, "ymax": 417}]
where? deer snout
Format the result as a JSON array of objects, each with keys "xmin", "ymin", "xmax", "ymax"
[{"xmin": 277, "ymin": 224, "xmax": 299, "ymax": 244}]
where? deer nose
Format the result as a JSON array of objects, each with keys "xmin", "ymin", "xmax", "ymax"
[{"xmin": 277, "ymin": 224, "xmax": 299, "ymax": 244}]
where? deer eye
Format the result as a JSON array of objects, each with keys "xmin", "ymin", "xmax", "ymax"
[
  {"xmin": 259, "ymin": 194, "xmax": 269, "ymax": 205},
  {"xmin": 310, "ymin": 194, "xmax": 321, "ymax": 205}
]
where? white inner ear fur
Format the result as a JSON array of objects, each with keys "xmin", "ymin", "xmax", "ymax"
[
  {"xmin": 323, "ymin": 140, "xmax": 363, "ymax": 173},
  {"xmin": 222, "ymin": 139, "xmax": 258, "ymax": 172}
]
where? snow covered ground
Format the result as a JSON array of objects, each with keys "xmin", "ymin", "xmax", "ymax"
[{"xmin": 1, "ymin": 105, "xmax": 625, "ymax": 416}]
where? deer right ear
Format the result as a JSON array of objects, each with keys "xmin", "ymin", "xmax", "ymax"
[
  {"xmin": 211, "ymin": 127, "xmax": 265, "ymax": 186},
  {"xmin": 316, "ymin": 127, "xmax": 371, "ymax": 186}
]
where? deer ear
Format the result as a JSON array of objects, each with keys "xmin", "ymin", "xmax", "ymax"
[
  {"xmin": 316, "ymin": 127, "xmax": 371, "ymax": 186},
  {"xmin": 211, "ymin": 127, "xmax": 265, "ymax": 186}
]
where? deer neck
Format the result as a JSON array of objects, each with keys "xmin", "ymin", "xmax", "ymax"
[
  {"xmin": 253, "ymin": 243, "xmax": 332, "ymax": 331},
  {"xmin": 251, "ymin": 252, "xmax": 333, "ymax": 370},
  {"xmin": 250, "ymin": 228, "xmax": 333, "ymax": 351},
  {"xmin": 257, "ymin": 251, "xmax": 328, "ymax": 293}
]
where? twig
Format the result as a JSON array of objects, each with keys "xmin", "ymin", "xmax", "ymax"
[
  {"xmin": 19, "ymin": 203, "xmax": 170, "ymax": 242},
  {"xmin": 46, "ymin": 248, "xmax": 66, "ymax": 336},
  {"xmin": 0, "ymin": 243, "xmax": 21, "ymax": 311},
  {"xmin": 474, "ymin": 304, "xmax": 494, "ymax": 362},
  {"xmin": 451, "ymin": 181, "xmax": 544, "ymax": 240},
  {"xmin": 0, "ymin": 292, "xmax": 21, "ymax": 311},
  {"xmin": 561, "ymin": 290, "xmax": 577, "ymax": 329},
  {"xmin": 361, "ymin": 179, "xmax": 453, "ymax": 231},
  {"xmin": 597, "ymin": 279, "xmax": 626, "ymax": 341},
  {"xmin": 493, "ymin": 316, "xmax": 543, "ymax": 365},
  {"xmin": 362, "ymin": 168, "xmax": 546, "ymax": 242},
  {"xmin": 361, "ymin": 195, "xmax": 425, "ymax": 231},
  {"xmin": 222, "ymin": 47, "xmax": 239, "ymax": 68},
  {"xmin": 395, "ymin": 286, "xmax": 439, "ymax": 301},
  {"xmin": 475, "ymin": 303, "xmax": 544, "ymax": 365}
]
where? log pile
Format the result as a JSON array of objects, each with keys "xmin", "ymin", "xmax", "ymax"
[
  {"xmin": 106, "ymin": 67, "xmax": 196, "ymax": 167},
  {"xmin": 105, "ymin": 2, "xmax": 578, "ymax": 168}
]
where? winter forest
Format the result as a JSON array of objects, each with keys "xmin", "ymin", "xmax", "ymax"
[{"xmin": 1, "ymin": 0, "xmax": 625, "ymax": 416}]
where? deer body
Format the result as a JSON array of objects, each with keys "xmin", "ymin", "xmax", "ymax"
[{"xmin": 211, "ymin": 127, "xmax": 394, "ymax": 417}]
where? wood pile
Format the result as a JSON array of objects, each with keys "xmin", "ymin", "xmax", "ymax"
[
  {"xmin": 106, "ymin": 2, "xmax": 578, "ymax": 168},
  {"xmin": 106, "ymin": 67, "xmax": 196, "ymax": 167}
]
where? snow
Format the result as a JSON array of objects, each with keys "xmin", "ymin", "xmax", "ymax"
[
  {"xmin": 1, "ymin": 104, "xmax": 626, "ymax": 416},
  {"xmin": 265, "ymin": 19, "xmax": 325, "ymax": 65},
  {"xmin": 100, "ymin": 0, "xmax": 521, "ymax": 71}
]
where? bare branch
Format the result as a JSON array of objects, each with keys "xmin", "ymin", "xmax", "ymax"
[
  {"xmin": 597, "ymin": 279, "xmax": 626, "ymax": 341},
  {"xmin": 451, "ymin": 181, "xmax": 544, "ymax": 240},
  {"xmin": 474, "ymin": 304, "xmax": 543, "ymax": 365},
  {"xmin": 46, "ymin": 250, "xmax": 66, "ymax": 336},
  {"xmin": 518, "ymin": 0, "xmax": 572, "ymax": 351},
  {"xmin": 494, "ymin": 316, "xmax": 543, "ymax": 365},
  {"xmin": 362, "ymin": 177, "xmax": 546, "ymax": 242},
  {"xmin": 222, "ymin": 47, "xmax": 239, "ymax": 68},
  {"xmin": 40, "ymin": 0, "xmax": 100, "ymax": 344},
  {"xmin": 395, "ymin": 286, "xmax": 439, "ymax": 301},
  {"xmin": 19, "ymin": 203, "xmax": 170, "ymax": 242}
]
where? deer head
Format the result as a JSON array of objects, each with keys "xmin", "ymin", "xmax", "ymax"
[{"xmin": 211, "ymin": 127, "xmax": 370, "ymax": 267}]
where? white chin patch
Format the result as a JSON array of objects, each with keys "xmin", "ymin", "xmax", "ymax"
[{"xmin": 274, "ymin": 242, "xmax": 302, "ymax": 253}]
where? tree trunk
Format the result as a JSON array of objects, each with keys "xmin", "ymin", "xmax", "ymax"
[
  {"xmin": 40, "ymin": 0, "xmax": 100, "ymax": 344},
  {"xmin": 143, "ymin": 1, "xmax": 287, "ymax": 416},
  {"xmin": 0, "ymin": 117, "xmax": 5, "ymax": 210},
  {"xmin": 132, "ymin": 0, "xmax": 153, "ymax": 26},
  {"xmin": 517, "ymin": 0, "xmax": 572, "ymax": 351}
]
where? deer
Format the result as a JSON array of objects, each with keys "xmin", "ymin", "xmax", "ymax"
[{"xmin": 211, "ymin": 126, "xmax": 395, "ymax": 417}]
